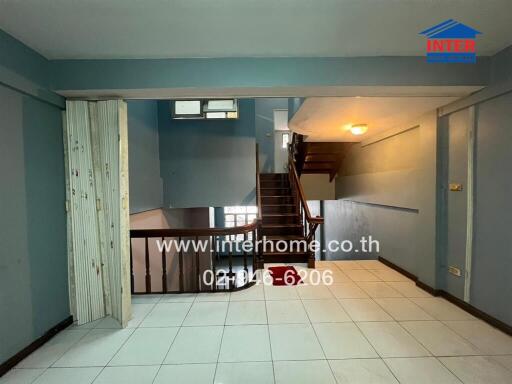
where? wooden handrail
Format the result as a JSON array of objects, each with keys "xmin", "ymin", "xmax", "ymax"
[
  {"xmin": 288, "ymin": 134, "xmax": 324, "ymax": 225},
  {"xmin": 130, "ymin": 221, "xmax": 258, "ymax": 294},
  {"xmin": 130, "ymin": 222, "xmax": 258, "ymax": 238},
  {"xmin": 288, "ymin": 133, "xmax": 324, "ymax": 267},
  {"xmin": 289, "ymin": 156, "xmax": 324, "ymax": 225},
  {"xmin": 255, "ymin": 143, "xmax": 262, "ymax": 223}
]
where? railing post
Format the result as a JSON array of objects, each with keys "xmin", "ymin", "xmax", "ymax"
[
  {"xmin": 161, "ymin": 236, "xmax": 167, "ymax": 293},
  {"xmin": 251, "ymin": 229, "xmax": 256, "ymax": 276},
  {"xmin": 195, "ymin": 236, "xmax": 200, "ymax": 292},
  {"xmin": 144, "ymin": 237, "xmax": 151, "ymax": 293},
  {"xmin": 130, "ymin": 224, "xmax": 261, "ymax": 295},
  {"xmin": 129, "ymin": 238, "xmax": 134, "ymax": 294},
  {"xmin": 178, "ymin": 236, "xmax": 184, "ymax": 293},
  {"xmin": 212, "ymin": 235, "xmax": 217, "ymax": 292}
]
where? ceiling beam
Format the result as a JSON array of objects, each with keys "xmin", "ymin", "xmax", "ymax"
[{"xmin": 51, "ymin": 56, "xmax": 490, "ymax": 97}]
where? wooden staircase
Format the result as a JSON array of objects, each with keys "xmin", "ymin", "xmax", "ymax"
[
  {"xmin": 254, "ymin": 139, "xmax": 324, "ymax": 269},
  {"xmin": 292, "ymin": 133, "xmax": 354, "ymax": 181},
  {"xmin": 259, "ymin": 173, "xmax": 309, "ymax": 265}
]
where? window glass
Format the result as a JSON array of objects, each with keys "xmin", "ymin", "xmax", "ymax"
[
  {"xmin": 282, "ymin": 132, "xmax": 290, "ymax": 149},
  {"xmin": 223, "ymin": 206, "xmax": 258, "ymax": 238},
  {"xmin": 206, "ymin": 112, "xmax": 227, "ymax": 119},
  {"xmin": 175, "ymin": 100, "xmax": 201, "ymax": 115},
  {"xmin": 236, "ymin": 214, "xmax": 246, "ymax": 225}
]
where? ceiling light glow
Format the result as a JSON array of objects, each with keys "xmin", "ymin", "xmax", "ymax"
[{"xmin": 350, "ymin": 124, "xmax": 368, "ymax": 135}]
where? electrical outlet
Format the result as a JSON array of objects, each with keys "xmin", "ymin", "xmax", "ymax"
[
  {"xmin": 449, "ymin": 183, "xmax": 463, "ymax": 191},
  {"xmin": 448, "ymin": 266, "xmax": 462, "ymax": 277}
]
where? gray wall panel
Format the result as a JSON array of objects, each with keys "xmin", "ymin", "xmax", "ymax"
[
  {"xmin": 158, "ymin": 99, "xmax": 256, "ymax": 208},
  {"xmin": 128, "ymin": 100, "xmax": 163, "ymax": 213},
  {"xmin": 471, "ymin": 92, "xmax": 512, "ymax": 325},
  {"xmin": 0, "ymin": 84, "xmax": 68, "ymax": 363}
]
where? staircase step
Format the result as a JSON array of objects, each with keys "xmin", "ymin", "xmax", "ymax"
[
  {"xmin": 262, "ymin": 204, "xmax": 297, "ymax": 214},
  {"xmin": 261, "ymin": 180, "xmax": 290, "ymax": 189},
  {"xmin": 260, "ymin": 173, "xmax": 287, "ymax": 180},
  {"xmin": 261, "ymin": 224, "xmax": 303, "ymax": 236},
  {"xmin": 261, "ymin": 187, "xmax": 292, "ymax": 196},
  {"xmin": 262, "ymin": 213, "xmax": 300, "ymax": 225},
  {"xmin": 262, "ymin": 195, "xmax": 295, "ymax": 205}
]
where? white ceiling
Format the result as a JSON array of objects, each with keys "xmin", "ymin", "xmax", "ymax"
[
  {"xmin": 289, "ymin": 96, "xmax": 460, "ymax": 142},
  {"xmin": 0, "ymin": 0, "xmax": 511, "ymax": 59}
]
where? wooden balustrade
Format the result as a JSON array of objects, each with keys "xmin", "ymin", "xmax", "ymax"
[
  {"xmin": 288, "ymin": 133, "xmax": 324, "ymax": 268},
  {"xmin": 130, "ymin": 224, "xmax": 258, "ymax": 294}
]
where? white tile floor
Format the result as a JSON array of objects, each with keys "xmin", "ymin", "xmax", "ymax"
[{"xmin": 3, "ymin": 260, "xmax": 512, "ymax": 384}]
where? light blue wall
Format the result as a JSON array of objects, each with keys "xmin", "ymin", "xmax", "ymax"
[
  {"xmin": 471, "ymin": 92, "xmax": 512, "ymax": 325},
  {"xmin": 255, "ymin": 98, "xmax": 288, "ymax": 173},
  {"xmin": 288, "ymin": 98, "xmax": 304, "ymax": 120},
  {"xmin": 439, "ymin": 91, "xmax": 512, "ymax": 325},
  {"xmin": 0, "ymin": 30, "xmax": 63, "ymax": 107},
  {"xmin": 333, "ymin": 113, "xmax": 439, "ymax": 286},
  {"xmin": 0, "ymin": 84, "xmax": 68, "ymax": 364},
  {"xmin": 158, "ymin": 99, "xmax": 257, "ymax": 208},
  {"xmin": 324, "ymin": 200, "xmax": 418, "ymax": 265},
  {"xmin": 127, "ymin": 100, "xmax": 163, "ymax": 213},
  {"xmin": 490, "ymin": 45, "xmax": 512, "ymax": 84},
  {"xmin": 437, "ymin": 109, "xmax": 470, "ymax": 300}
]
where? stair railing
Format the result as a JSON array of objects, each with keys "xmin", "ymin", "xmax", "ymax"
[
  {"xmin": 290, "ymin": 132, "xmax": 305, "ymax": 176},
  {"xmin": 255, "ymin": 143, "xmax": 263, "ymax": 268},
  {"xmin": 288, "ymin": 134, "xmax": 324, "ymax": 268},
  {"xmin": 130, "ymin": 223, "xmax": 258, "ymax": 294}
]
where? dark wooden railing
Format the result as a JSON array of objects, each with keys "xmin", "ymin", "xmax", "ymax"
[
  {"xmin": 130, "ymin": 224, "xmax": 258, "ymax": 294},
  {"xmin": 290, "ymin": 132, "xmax": 305, "ymax": 176},
  {"xmin": 255, "ymin": 143, "xmax": 264, "ymax": 269},
  {"xmin": 289, "ymin": 133, "xmax": 324, "ymax": 268}
]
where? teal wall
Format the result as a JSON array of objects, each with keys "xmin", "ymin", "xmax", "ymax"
[
  {"xmin": 332, "ymin": 117, "xmax": 437, "ymax": 285},
  {"xmin": 0, "ymin": 30, "xmax": 63, "ymax": 107},
  {"xmin": 0, "ymin": 84, "xmax": 68, "ymax": 364},
  {"xmin": 438, "ymin": 90, "xmax": 512, "ymax": 326},
  {"xmin": 127, "ymin": 100, "xmax": 163, "ymax": 213},
  {"xmin": 158, "ymin": 99, "xmax": 257, "ymax": 208},
  {"xmin": 471, "ymin": 91, "xmax": 512, "ymax": 325},
  {"xmin": 255, "ymin": 98, "xmax": 288, "ymax": 173}
]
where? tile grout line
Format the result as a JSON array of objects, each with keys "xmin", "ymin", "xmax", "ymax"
[
  {"xmin": 393, "ymin": 315, "xmax": 486, "ymax": 383},
  {"xmin": 379, "ymin": 284, "xmax": 478, "ymax": 384},
  {"xmin": 22, "ymin": 322, "xmax": 95, "ymax": 381},
  {"xmin": 296, "ymin": 269, "xmax": 339, "ymax": 383},
  {"xmin": 262, "ymin": 275, "xmax": 277, "ymax": 384},
  {"xmin": 349, "ymin": 316, "xmax": 404, "ymax": 384},
  {"xmin": 151, "ymin": 293, "xmax": 198, "ymax": 384},
  {"xmin": 92, "ymin": 322, "xmax": 139, "ymax": 381},
  {"xmin": 319, "ymin": 266, "xmax": 404, "ymax": 383},
  {"xmin": 211, "ymin": 289, "xmax": 232, "ymax": 384}
]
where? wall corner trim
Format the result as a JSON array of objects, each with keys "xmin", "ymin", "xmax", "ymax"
[{"xmin": 0, "ymin": 316, "xmax": 73, "ymax": 377}]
